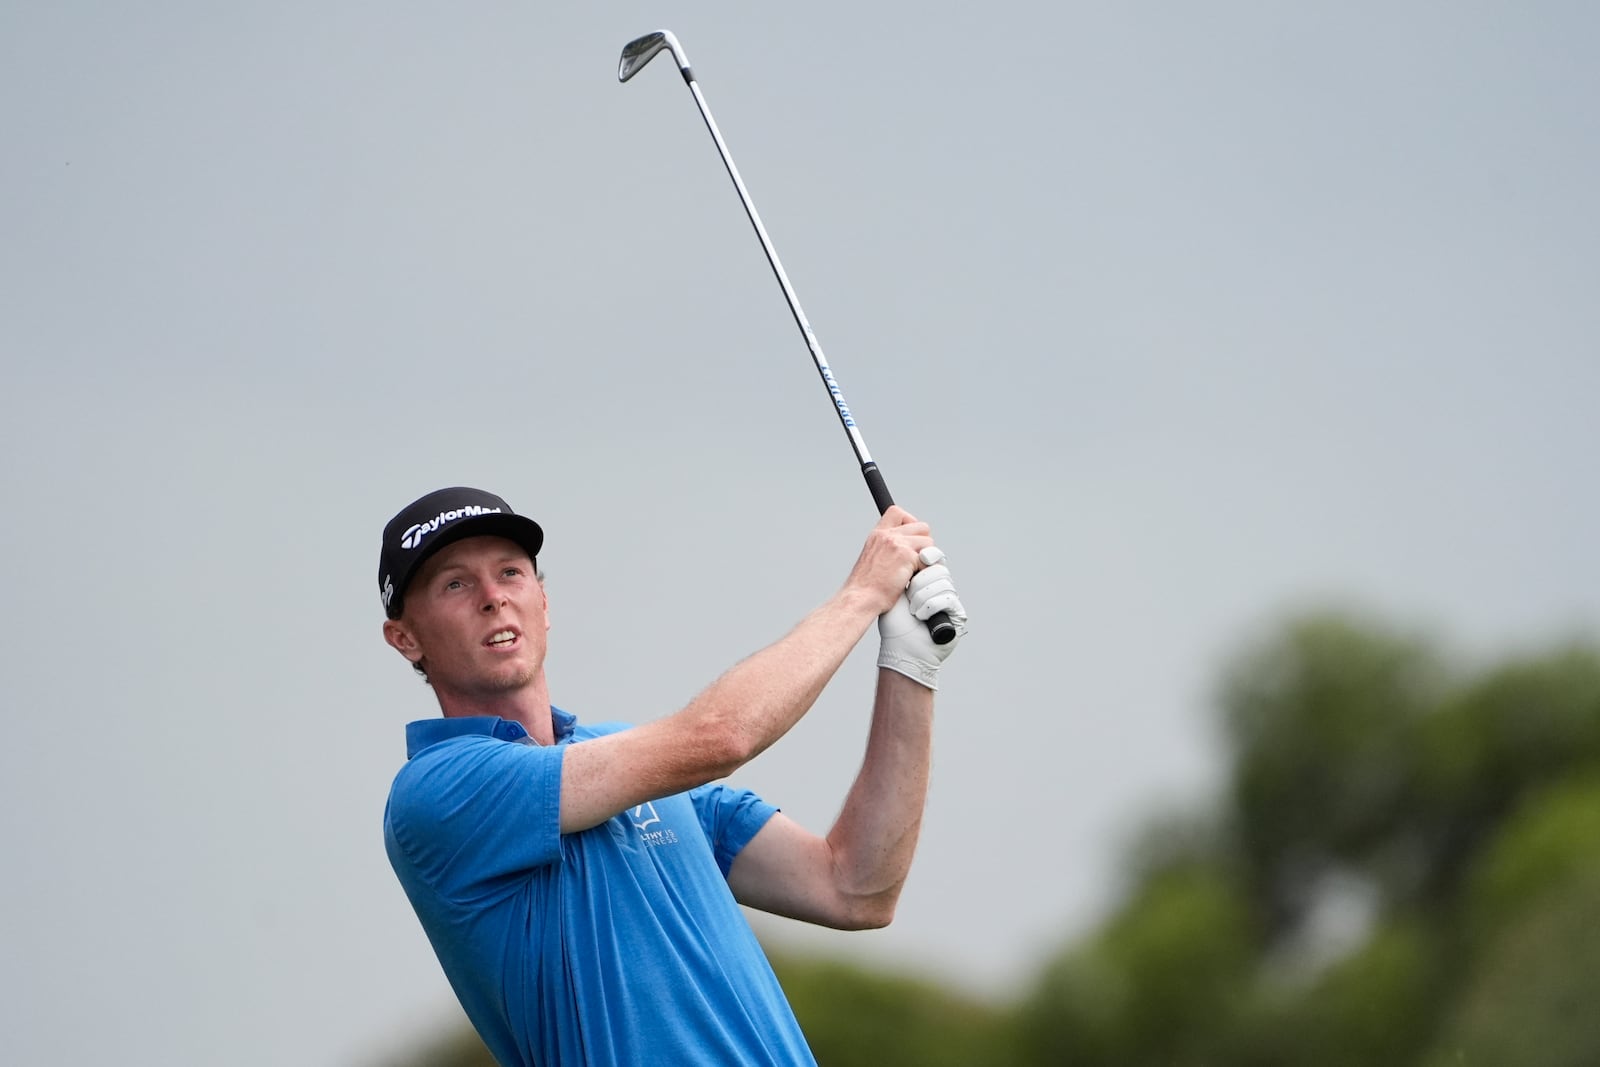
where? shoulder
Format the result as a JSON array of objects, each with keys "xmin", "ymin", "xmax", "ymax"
[
  {"xmin": 572, "ymin": 720, "xmax": 634, "ymax": 742},
  {"xmin": 388, "ymin": 732, "xmax": 542, "ymax": 816}
]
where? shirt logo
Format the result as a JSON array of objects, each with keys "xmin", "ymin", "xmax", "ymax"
[{"xmin": 629, "ymin": 802, "xmax": 679, "ymax": 847}]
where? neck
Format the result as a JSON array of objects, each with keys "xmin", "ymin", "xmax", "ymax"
[{"xmin": 436, "ymin": 671, "xmax": 557, "ymax": 745}]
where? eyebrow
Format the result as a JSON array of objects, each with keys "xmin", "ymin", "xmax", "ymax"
[{"xmin": 431, "ymin": 554, "xmax": 530, "ymax": 579}]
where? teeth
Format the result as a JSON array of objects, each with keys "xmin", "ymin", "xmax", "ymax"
[{"xmin": 489, "ymin": 631, "xmax": 516, "ymax": 646}]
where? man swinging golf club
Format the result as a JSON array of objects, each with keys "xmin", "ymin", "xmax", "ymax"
[{"xmin": 379, "ymin": 486, "xmax": 967, "ymax": 1066}]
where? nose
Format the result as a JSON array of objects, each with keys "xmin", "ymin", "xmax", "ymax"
[{"xmin": 480, "ymin": 583, "xmax": 508, "ymax": 614}]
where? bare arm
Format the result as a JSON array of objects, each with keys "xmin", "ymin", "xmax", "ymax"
[
  {"xmin": 725, "ymin": 667, "xmax": 933, "ymax": 929},
  {"xmin": 557, "ymin": 509, "xmax": 932, "ymax": 833}
]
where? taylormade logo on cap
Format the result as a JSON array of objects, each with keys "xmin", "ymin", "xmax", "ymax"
[{"xmin": 400, "ymin": 505, "xmax": 505, "ymax": 550}]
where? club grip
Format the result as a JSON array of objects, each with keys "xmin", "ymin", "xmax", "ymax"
[{"xmin": 862, "ymin": 463, "xmax": 957, "ymax": 645}]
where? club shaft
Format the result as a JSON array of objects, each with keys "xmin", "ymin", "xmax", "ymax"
[
  {"xmin": 626, "ymin": 33, "xmax": 956, "ymax": 644},
  {"xmin": 676, "ymin": 69, "xmax": 895, "ymax": 513}
]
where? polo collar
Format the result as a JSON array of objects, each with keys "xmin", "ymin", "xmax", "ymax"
[{"xmin": 404, "ymin": 706, "xmax": 577, "ymax": 759}]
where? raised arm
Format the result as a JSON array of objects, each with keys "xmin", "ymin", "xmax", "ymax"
[
  {"xmin": 726, "ymin": 555, "xmax": 968, "ymax": 929},
  {"xmin": 556, "ymin": 507, "xmax": 933, "ymax": 833}
]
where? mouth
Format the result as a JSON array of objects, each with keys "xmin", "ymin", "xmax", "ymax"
[{"xmin": 485, "ymin": 629, "xmax": 520, "ymax": 650}]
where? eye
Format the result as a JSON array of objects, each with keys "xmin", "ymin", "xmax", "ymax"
[
  {"xmin": 443, "ymin": 578, "xmax": 465, "ymax": 591},
  {"xmin": 501, "ymin": 566, "xmax": 523, "ymax": 579}
]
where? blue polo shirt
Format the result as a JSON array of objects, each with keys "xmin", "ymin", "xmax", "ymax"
[{"xmin": 383, "ymin": 709, "xmax": 816, "ymax": 1067}]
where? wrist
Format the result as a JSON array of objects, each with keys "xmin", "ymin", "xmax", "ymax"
[{"xmin": 831, "ymin": 584, "xmax": 889, "ymax": 627}]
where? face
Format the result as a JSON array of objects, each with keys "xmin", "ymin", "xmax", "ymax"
[{"xmin": 383, "ymin": 535, "xmax": 549, "ymax": 703}]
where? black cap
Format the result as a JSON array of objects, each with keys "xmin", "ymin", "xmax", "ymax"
[{"xmin": 379, "ymin": 487, "xmax": 544, "ymax": 619}]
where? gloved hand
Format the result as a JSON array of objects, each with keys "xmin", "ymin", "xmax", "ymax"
[{"xmin": 877, "ymin": 547, "xmax": 967, "ymax": 690}]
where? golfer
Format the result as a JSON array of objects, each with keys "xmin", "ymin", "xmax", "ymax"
[{"xmin": 378, "ymin": 486, "xmax": 967, "ymax": 1066}]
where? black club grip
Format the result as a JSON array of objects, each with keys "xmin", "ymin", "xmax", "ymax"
[{"xmin": 862, "ymin": 463, "xmax": 957, "ymax": 646}]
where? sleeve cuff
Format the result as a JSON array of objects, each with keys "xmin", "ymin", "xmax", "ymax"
[{"xmin": 876, "ymin": 650, "xmax": 939, "ymax": 690}]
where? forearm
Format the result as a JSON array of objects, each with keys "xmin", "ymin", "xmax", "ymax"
[
  {"xmin": 561, "ymin": 589, "xmax": 879, "ymax": 832},
  {"xmin": 823, "ymin": 669, "xmax": 935, "ymax": 914},
  {"xmin": 686, "ymin": 588, "xmax": 881, "ymax": 768},
  {"xmin": 685, "ymin": 506, "xmax": 936, "ymax": 774}
]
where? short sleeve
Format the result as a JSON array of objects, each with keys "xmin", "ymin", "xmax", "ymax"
[
  {"xmin": 688, "ymin": 783, "xmax": 779, "ymax": 878},
  {"xmin": 385, "ymin": 737, "xmax": 566, "ymax": 895}
]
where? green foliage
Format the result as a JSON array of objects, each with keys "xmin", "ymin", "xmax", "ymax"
[
  {"xmin": 1239, "ymin": 917, "xmax": 1441, "ymax": 1067},
  {"xmin": 1018, "ymin": 863, "xmax": 1254, "ymax": 1066},
  {"xmin": 1424, "ymin": 867, "xmax": 1600, "ymax": 1067},
  {"xmin": 1413, "ymin": 646, "xmax": 1600, "ymax": 889},
  {"xmin": 771, "ymin": 952, "xmax": 1020, "ymax": 1067},
  {"xmin": 1462, "ymin": 774, "xmax": 1600, "ymax": 946},
  {"xmin": 1021, "ymin": 611, "xmax": 1600, "ymax": 1066},
  {"xmin": 1219, "ymin": 614, "xmax": 1444, "ymax": 924},
  {"xmin": 1420, "ymin": 646, "xmax": 1600, "ymax": 804}
]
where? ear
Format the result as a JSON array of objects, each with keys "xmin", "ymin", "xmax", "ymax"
[
  {"xmin": 383, "ymin": 617, "xmax": 425, "ymax": 665},
  {"xmin": 540, "ymin": 581, "xmax": 551, "ymax": 631}
]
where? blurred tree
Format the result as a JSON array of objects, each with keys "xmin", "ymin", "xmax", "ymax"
[
  {"xmin": 1016, "ymin": 862, "xmax": 1254, "ymax": 1066},
  {"xmin": 770, "ymin": 952, "xmax": 1020, "ymax": 1067},
  {"xmin": 1411, "ymin": 646, "xmax": 1600, "ymax": 905},
  {"xmin": 1235, "ymin": 917, "xmax": 1440, "ymax": 1067},
  {"xmin": 1423, "ymin": 866, "xmax": 1600, "ymax": 1067},
  {"xmin": 1218, "ymin": 613, "xmax": 1444, "ymax": 934},
  {"xmin": 1020, "ymin": 611, "xmax": 1600, "ymax": 1067},
  {"xmin": 1460, "ymin": 774, "xmax": 1600, "ymax": 946}
]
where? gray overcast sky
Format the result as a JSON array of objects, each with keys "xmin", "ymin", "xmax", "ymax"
[{"xmin": 4, "ymin": 3, "xmax": 1597, "ymax": 1064}]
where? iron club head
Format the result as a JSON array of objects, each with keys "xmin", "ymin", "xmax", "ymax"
[{"xmin": 618, "ymin": 30, "xmax": 689, "ymax": 82}]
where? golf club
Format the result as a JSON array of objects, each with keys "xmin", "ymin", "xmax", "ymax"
[{"xmin": 619, "ymin": 29, "xmax": 957, "ymax": 645}]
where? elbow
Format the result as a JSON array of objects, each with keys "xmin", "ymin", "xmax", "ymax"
[
  {"xmin": 700, "ymin": 715, "xmax": 760, "ymax": 779},
  {"xmin": 835, "ymin": 891, "xmax": 899, "ymax": 932},
  {"xmin": 849, "ymin": 905, "xmax": 895, "ymax": 932}
]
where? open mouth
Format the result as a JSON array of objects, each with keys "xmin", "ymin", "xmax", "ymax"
[{"xmin": 486, "ymin": 630, "xmax": 519, "ymax": 649}]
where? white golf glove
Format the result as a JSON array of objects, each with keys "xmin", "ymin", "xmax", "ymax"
[{"xmin": 877, "ymin": 549, "xmax": 968, "ymax": 690}]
